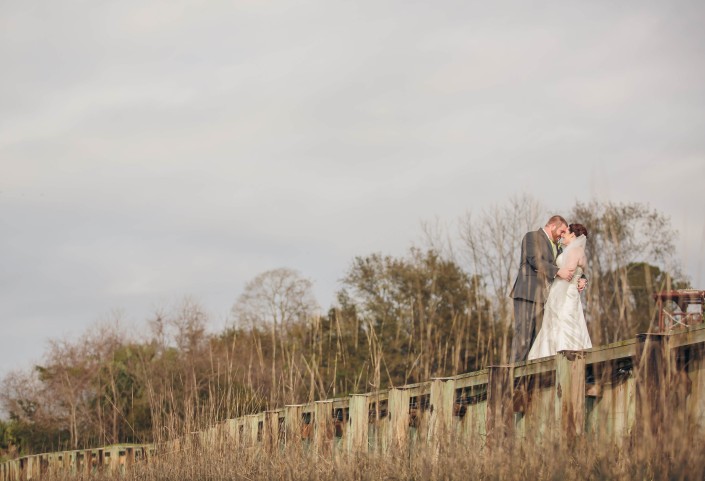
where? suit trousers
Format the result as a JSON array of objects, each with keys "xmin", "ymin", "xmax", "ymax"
[{"xmin": 511, "ymin": 298, "xmax": 545, "ymax": 362}]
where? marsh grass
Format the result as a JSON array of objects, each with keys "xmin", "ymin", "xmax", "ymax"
[{"xmin": 40, "ymin": 420, "xmax": 705, "ymax": 481}]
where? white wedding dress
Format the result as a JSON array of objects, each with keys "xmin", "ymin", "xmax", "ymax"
[{"xmin": 527, "ymin": 236, "xmax": 592, "ymax": 360}]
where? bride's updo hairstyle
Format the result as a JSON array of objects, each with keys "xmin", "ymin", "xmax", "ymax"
[{"xmin": 569, "ymin": 223, "xmax": 588, "ymax": 238}]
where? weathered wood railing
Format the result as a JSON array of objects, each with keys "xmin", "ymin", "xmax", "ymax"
[{"xmin": 2, "ymin": 325, "xmax": 704, "ymax": 480}]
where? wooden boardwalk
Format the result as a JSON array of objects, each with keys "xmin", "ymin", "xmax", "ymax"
[{"xmin": 2, "ymin": 325, "xmax": 704, "ymax": 480}]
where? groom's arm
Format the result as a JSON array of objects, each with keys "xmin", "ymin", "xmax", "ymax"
[{"xmin": 524, "ymin": 231, "xmax": 560, "ymax": 279}]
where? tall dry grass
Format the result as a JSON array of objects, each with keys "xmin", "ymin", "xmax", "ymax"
[
  {"xmin": 39, "ymin": 426, "xmax": 705, "ymax": 481},
  {"xmin": 34, "ymin": 369, "xmax": 705, "ymax": 481}
]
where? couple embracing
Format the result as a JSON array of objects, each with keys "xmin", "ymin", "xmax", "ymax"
[{"xmin": 510, "ymin": 215, "xmax": 592, "ymax": 362}]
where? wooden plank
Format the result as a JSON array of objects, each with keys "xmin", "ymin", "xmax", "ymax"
[
  {"xmin": 585, "ymin": 339, "xmax": 636, "ymax": 365},
  {"xmin": 555, "ymin": 350, "xmax": 586, "ymax": 441},
  {"xmin": 264, "ymin": 410, "xmax": 280, "ymax": 453},
  {"xmin": 428, "ymin": 379, "xmax": 454, "ymax": 445},
  {"xmin": 301, "ymin": 404, "xmax": 315, "ymax": 445},
  {"xmin": 514, "ymin": 358, "xmax": 556, "ymax": 377},
  {"xmin": 348, "ymin": 394, "xmax": 368, "ymax": 453},
  {"xmin": 635, "ymin": 333, "xmax": 671, "ymax": 440},
  {"xmin": 107, "ymin": 447, "xmax": 119, "ymax": 472},
  {"xmin": 453, "ymin": 370, "xmax": 489, "ymax": 389},
  {"xmin": 314, "ymin": 400, "xmax": 334, "ymax": 455},
  {"xmin": 516, "ymin": 368, "xmax": 555, "ymax": 441},
  {"xmin": 387, "ymin": 388, "xmax": 410, "ymax": 452},
  {"xmin": 367, "ymin": 391, "xmax": 389, "ymax": 454},
  {"xmin": 403, "ymin": 382, "xmax": 432, "ymax": 398},
  {"xmin": 685, "ymin": 341, "xmax": 705, "ymax": 432},
  {"xmin": 243, "ymin": 414, "xmax": 258, "ymax": 446},
  {"xmin": 459, "ymin": 383, "xmax": 488, "ymax": 445},
  {"xmin": 125, "ymin": 447, "xmax": 135, "ymax": 472},
  {"xmin": 223, "ymin": 419, "xmax": 237, "ymax": 445},
  {"xmin": 669, "ymin": 324, "xmax": 705, "ymax": 349},
  {"xmin": 256, "ymin": 413, "xmax": 265, "ymax": 445},
  {"xmin": 284, "ymin": 405, "xmax": 303, "ymax": 447},
  {"xmin": 234, "ymin": 417, "xmax": 246, "ymax": 447},
  {"xmin": 486, "ymin": 366, "xmax": 514, "ymax": 445},
  {"xmin": 668, "ymin": 337, "xmax": 705, "ymax": 435}
]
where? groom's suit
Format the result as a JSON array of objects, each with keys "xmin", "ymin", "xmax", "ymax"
[{"xmin": 510, "ymin": 228, "xmax": 560, "ymax": 362}]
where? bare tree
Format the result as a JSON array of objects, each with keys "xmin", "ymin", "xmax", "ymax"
[
  {"xmin": 38, "ymin": 339, "xmax": 94, "ymax": 449},
  {"xmin": 570, "ymin": 201, "xmax": 684, "ymax": 343},
  {"xmin": 458, "ymin": 194, "xmax": 545, "ymax": 362},
  {"xmin": 231, "ymin": 268, "xmax": 319, "ymax": 406}
]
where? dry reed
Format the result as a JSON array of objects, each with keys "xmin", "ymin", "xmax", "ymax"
[{"xmin": 38, "ymin": 421, "xmax": 705, "ymax": 481}]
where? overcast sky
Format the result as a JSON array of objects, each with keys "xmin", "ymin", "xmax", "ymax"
[{"xmin": 2, "ymin": 0, "xmax": 704, "ymax": 378}]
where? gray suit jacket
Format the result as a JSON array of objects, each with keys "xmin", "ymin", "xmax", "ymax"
[{"xmin": 510, "ymin": 229, "xmax": 559, "ymax": 304}]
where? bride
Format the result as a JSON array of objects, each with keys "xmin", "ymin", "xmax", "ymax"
[{"xmin": 528, "ymin": 223, "xmax": 592, "ymax": 360}]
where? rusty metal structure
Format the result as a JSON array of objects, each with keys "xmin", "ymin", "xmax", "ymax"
[
  {"xmin": 2, "ymin": 324, "xmax": 704, "ymax": 480},
  {"xmin": 653, "ymin": 289, "xmax": 705, "ymax": 332}
]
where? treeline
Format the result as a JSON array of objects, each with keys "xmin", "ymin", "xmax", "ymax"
[{"xmin": 0, "ymin": 197, "xmax": 687, "ymax": 458}]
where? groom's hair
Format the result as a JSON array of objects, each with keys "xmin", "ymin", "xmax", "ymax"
[{"xmin": 546, "ymin": 215, "xmax": 568, "ymax": 227}]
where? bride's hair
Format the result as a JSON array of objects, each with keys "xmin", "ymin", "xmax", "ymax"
[{"xmin": 569, "ymin": 223, "xmax": 588, "ymax": 238}]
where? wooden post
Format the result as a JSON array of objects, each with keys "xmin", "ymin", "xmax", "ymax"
[
  {"xmin": 77, "ymin": 451, "xmax": 84, "ymax": 477},
  {"xmin": 236, "ymin": 417, "xmax": 247, "ymax": 447},
  {"xmin": 70, "ymin": 451, "xmax": 78, "ymax": 476},
  {"xmin": 387, "ymin": 388, "xmax": 410, "ymax": 452},
  {"xmin": 126, "ymin": 447, "xmax": 135, "ymax": 472},
  {"xmin": 428, "ymin": 379, "xmax": 455, "ymax": 446},
  {"xmin": 332, "ymin": 401, "xmax": 349, "ymax": 452},
  {"xmin": 241, "ymin": 414, "xmax": 255, "ymax": 446},
  {"xmin": 284, "ymin": 404, "xmax": 303, "ymax": 447},
  {"xmin": 348, "ymin": 394, "xmax": 368, "ymax": 453},
  {"xmin": 635, "ymin": 333, "xmax": 671, "ymax": 439},
  {"xmin": 555, "ymin": 350, "xmax": 586, "ymax": 441},
  {"xmin": 200, "ymin": 425, "xmax": 215, "ymax": 450},
  {"xmin": 81, "ymin": 450, "xmax": 89, "ymax": 477},
  {"xmin": 224, "ymin": 419, "xmax": 237, "ymax": 445},
  {"xmin": 51, "ymin": 453, "xmax": 59, "ymax": 476},
  {"xmin": 486, "ymin": 366, "xmax": 514, "ymax": 445},
  {"xmin": 264, "ymin": 410, "xmax": 280, "ymax": 453},
  {"xmin": 107, "ymin": 447, "xmax": 118, "ymax": 473},
  {"xmin": 314, "ymin": 400, "xmax": 334, "ymax": 455},
  {"xmin": 97, "ymin": 449, "xmax": 105, "ymax": 473},
  {"xmin": 251, "ymin": 413, "xmax": 264, "ymax": 447},
  {"xmin": 301, "ymin": 405, "xmax": 314, "ymax": 446}
]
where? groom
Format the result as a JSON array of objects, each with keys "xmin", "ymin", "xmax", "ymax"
[{"xmin": 510, "ymin": 215, "xmax": 575, "ymax": 362}]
